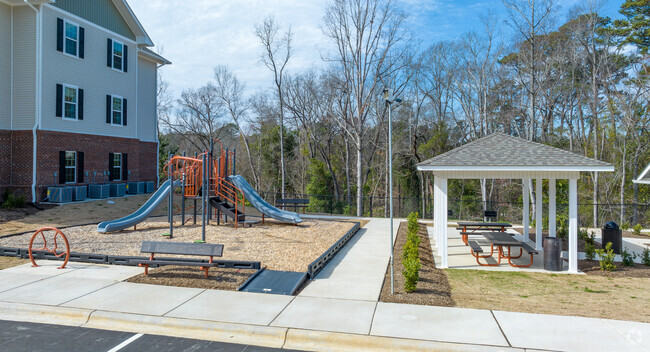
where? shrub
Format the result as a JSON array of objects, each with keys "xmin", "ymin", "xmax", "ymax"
[
  {"xmin": 595, "ymin": 242, "xmax": 616, "ymax": 271},
  {"xmin": 621, "ymin": 249, "xmax": 636, "ymax": 267},
  {"xmin": 402, "ymin": 255, "xmax": 420, "ymax": 292},
  {"xmin": 584, "ymin": 242, "xmax": 596, "ymax": 261},
  {"xmin": 641, "ymin": 248, "xmax": 650, "ymax": 266},
  {"xmin": 402, "ymin": 212, "xmax": 421, "ymax": 292},
  {"xmin": 621, "ymin": 222, "xmax": 630, "ymax": 230},
  {"xmin": 1, "ymin": 190, "xmax": 26, "ymax": 209},
  {"xmin": 632, "ymin": 224, "xmax": 643, "ymax": 236}
]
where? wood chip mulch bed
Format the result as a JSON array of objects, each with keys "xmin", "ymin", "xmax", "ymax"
[
  {"xmin": 126, "ymin": 265, "xmax": 258, "ymax": 290},
  {"xmin": 579, "ymin": 260, "xmax": 650, "ymax": 278},
  {"xmin": 379, "ymin": 221, "xmax": 455, "ymax": 307}
]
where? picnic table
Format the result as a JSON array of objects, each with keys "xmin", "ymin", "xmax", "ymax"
[
  {"xmin": 456, "ymin": 222, "xmax": 512, "ymax": 245},
  {"xmin": 467, "ymin": 232, "xmax": 538, "ymax": 268}
]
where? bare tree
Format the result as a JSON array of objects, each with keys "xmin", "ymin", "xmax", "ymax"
[{"xmin": 255, "ymin": 17, "xmax": 292, "ymax": 199}]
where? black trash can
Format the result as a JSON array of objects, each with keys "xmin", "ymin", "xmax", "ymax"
[
  {"xmin": 602, "ymin": 221, "xmax": 622, "ymax": 254},
  {"xmin": 543, "ymin": 237, "xmax": 563, "ymax": 271}
]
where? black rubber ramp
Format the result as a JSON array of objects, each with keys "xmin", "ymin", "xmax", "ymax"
[{"xmin": 239, "ymin": 270, "xmax": 308, "ymax": 295}]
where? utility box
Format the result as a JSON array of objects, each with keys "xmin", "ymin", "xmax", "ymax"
[
  {"xmin": 110, "ymin": 183, "xmax": 126, "ymax": 197},
  {"xmin": 48, "ymin": 187, "xmax": 72, "ymax": 203},
  {"xmin": 127, "ymin": 182, "xmax": 141, "ymax": 194},
  {"xmin": 71, "ymin": 185, "xmax": 87, "ymax": 201},
  {"xmin": 145, "ymin": 181, "xmax": 154, "ymax": 193},
  {"xmin": 88, "ymin": 184, "xmax": 110, "ymax": 198}
]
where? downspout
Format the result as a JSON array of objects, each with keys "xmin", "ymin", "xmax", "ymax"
[{"xmin": 26, "ymin": 0, "xmax": 41, "ymax": 203}]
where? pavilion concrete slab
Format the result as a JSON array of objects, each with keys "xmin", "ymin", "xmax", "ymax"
[
  {"xmin": 165, "ymin": 289, "xmax": 293, "ymax": 326},
  {"xmin": 0, "ymin": 274, "xmax": 117, "ymax": 306},
  {"xmin": 61, "ymin": 282, "xmax": 204, "ymax": 316},
  {"xmin": 299, "ymin": 218, "xmax": 399, "ymax": 301},
  {"xmin": 371, "ymin": 302, "xmax": 509, "ymax": 347},
  {"xmin": 271, "ymin": 296, "xmax": 376, "ymax": 335},
  {"xmin": 494, "ymin": 310, "xmax": 647, "ymax": 352}
]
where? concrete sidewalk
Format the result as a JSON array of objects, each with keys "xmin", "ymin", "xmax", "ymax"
[{"xmin": 0, "ymin": 218, "xmax": 648, "ymax": 351}]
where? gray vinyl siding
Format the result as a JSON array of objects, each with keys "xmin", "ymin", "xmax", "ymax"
[
  {"xmin": 50, "ymin": 0, "xmax": 135, "ymax": 41},
  {"xmin": 11, "ymin": 6, "xmax": 36, "ymax": 130},
  {"xmin": 40, "ymin": 5, "xmax": 137, "ymax": 139},
  {"xmin": 137, "ymin": 57, "xmax": 157, "ymax": 142},
  {"xmin": 0, "ymin": 4, "xmax": 11, "ymax": 129}
]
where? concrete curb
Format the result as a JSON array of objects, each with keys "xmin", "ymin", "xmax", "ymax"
[
  {"xmin": 82, "ymin": 310, "xmax": 288, "ymax": 348},
  {"xmin": 283, "ymin": 329, "xmax": 525, "ymax": 352},
  {"xmin": 0, "ymin": 302, "xmax": 92, "ymax": 327}
]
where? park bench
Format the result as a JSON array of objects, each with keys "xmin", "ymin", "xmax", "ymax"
[
  {"xmin": 276, "ymin": 198, "xmax": 309, "ymax": 213},
  {"xmin": 129, "ymin": 241, "xmax": 224, "ymax": 278}
]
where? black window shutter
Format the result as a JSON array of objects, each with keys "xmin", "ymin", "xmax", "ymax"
[
  {"xmin": 107, "ymin": 38, "xmax": 113, "ymax": 67},
  {"xmin": 106, "ymin": 95, "xmax": 111, "ymax": 123},
  {"xmin": 108, "ymin": 153, "xmax": 114, "ymax": 181},
  {"xmin": 59, "ymin": 151, "xmax": 66, "ymax": 184},
  {"xmin": 56, "ymin": 84, "xmax": 63, "ymax": 117},
  {"xmin": 77, "ymin": 151, "xmax": 84, "ymax": 183},
  {"xmin": 56, "ymin": 18, "xmax": 63, "ymax": 52},
  {"xmin": 123, "ymin": 98, "xmax": 127, "ymax": 126},
  {"xmin": 122, "ymin": 154, "xmax": 128, "ymax": 181},
  {"xmin": 123, "ymin": 45, "xmax": 128, "ymax": 72},
  {"xmin": 78, "ymin": 89, "xmax": 84, "ymax": 120},
  {"xmin": 79, "ymin": 27, "xmax": 85, "ymax": 58}
]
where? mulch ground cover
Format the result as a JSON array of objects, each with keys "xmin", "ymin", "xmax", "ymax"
[
  {"xmin": 125, "ymin": 265, "xmax": 258, "ymax": 290},
  {"xmin": 379, "ymin": 221, "xmax": 455, "ymax": 307},
  {"xmin": 579, "ymin": 260, "xmax": 650, "ymax": 278}
]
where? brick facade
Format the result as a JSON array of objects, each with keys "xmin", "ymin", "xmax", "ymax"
[{"xmin": 1, "ymin": 129, "xmax": 157, "ymax": 202}]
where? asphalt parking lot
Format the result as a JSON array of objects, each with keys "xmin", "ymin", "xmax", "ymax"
[{"xmin": 0, "ymin": 319, "xmax": 303, "ymax": 352}]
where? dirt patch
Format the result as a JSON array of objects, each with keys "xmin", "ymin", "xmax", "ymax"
[
  {"xmin": 0, "ymin": 256, "xmax": 28, "ymax": 270},
  {"xmin": 447, "ymin": 269, "xmax": 650, "ymax": 323},
  {"xmin": 379, "ymin": 222, "xmax": 455, "ymax": 307},
  {"xmin": 579, "ymin": 260, "xmax": 650, "ymax": 278},
  {"xmin": 0, "ymin": 204, "xmax": 55, "ymax": 224},
  {"xmin": 126, "ymin": 265, "xmax": 257, "ymax": 290},
  {"xmin": 0, "ymin": 218, "xmax": 356, "ymax": 272}
]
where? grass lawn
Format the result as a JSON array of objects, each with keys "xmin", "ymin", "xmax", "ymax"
[
  {"xmin": 446, "ymin": 269, "xmax": 650, "ymax": 323},
  {"xmin": 0, "ymin": 257, "xmax": 28, "ymax": 270}
]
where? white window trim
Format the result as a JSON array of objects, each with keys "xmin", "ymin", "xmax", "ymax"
[
  {"xmin": 61, "ymin": 83, "xmax": 79, "ymax": 121},
  {"xmin": 110, "ymin": 94, "xmax": 124, "ymax": 126},
  {"xmin": 65, "ymin": 151, "xmax": 77, "ymax": 184},
  {"xmin": 62, "ymin": 18, "xmax": 80, "ymax": 59},
  {"xmin": 113, "ymin": 153, "xmax": 122, "ymax": 181},
  {"xmin": 111, "ymin": 39, "xmax": 125, "ymax": 73}
]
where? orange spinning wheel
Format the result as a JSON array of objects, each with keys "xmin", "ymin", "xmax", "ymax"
[{"xmin": 28, "ymin": 227, "xmax": 70, "ymax": 269}]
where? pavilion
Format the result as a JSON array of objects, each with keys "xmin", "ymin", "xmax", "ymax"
[
  {"xmin": 416, "ymin": 133, "xmax": 614, "ymax": 273},
  {"xmin": 633, "ymin": 163, "xmax": 650, "ymax": 185}
]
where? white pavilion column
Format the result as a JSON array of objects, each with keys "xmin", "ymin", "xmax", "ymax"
[
  {"xmin": 568, "ymin": 178, "xmax": 578, "ymax": 273},
  {"xmin": 433, "ymin": 179, "xmax": 440, "ymax": 251},
  {"xmin": 434, "ymin": 176, "xmax": 448, "ymax": 268},
  {"xmin": 549, "ymin": 179, "xmax": 556, "ymax": 237},
  {"xmin": 523, "ymin": 179, "xmax": 530, "ymax": 241},
  {"xmin": 535, "ymin": 178, "xmax": 543, "ymax": 250}
]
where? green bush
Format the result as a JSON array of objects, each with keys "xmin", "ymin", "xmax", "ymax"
[
  {"xmin": 585, "ymin": 242, "xmax": 596, "ymax": 261},
  {"xmin": 579, "ymin": 229, "xmax": 595, "ymax": 245},
  {"xmin": 595, "ymin": 242, "xmax": 616, "ymax": 271},
  {"xmin": 1, "ymin": 190, "xmax": 26, "ymax": 209},
  {"xmin": 556, "ymin": 214, "xmax": 568, "ymax": 240},
  {"xmin": 641, "ymin": 248, "xmax": 650, "ymax": 266},
  {"xmin": 632, "ymin": 224, "xmax": 643, "ymax": 236},
  {"xmin": 402, "ymin": 212, "xmax": 421, "ymax": 292},
  {"xmin": 621, "ymin": 249, "xmax": 636, "ymax": 267},
  {"xmin": 621, "ymin": 222, "xmax": 630, "ymax": 230}
]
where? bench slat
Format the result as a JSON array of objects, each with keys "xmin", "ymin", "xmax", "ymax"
[
  {"xmin": 468, "ymin": 241, "xmax": 483, "ymax": 253},
  {"xmin": 520, "ymin": 243, "xmax": 538, "ymax": 255},
  {"xmin": 140, "ymin": 241, "xmax": 223, "ymax": 257},
  {"xmin": 277, "ymin": 199, "xmax": 309, "ymax": 205},
  {"xmin": 130, "ymin": 259, "xmax": 217, "ymax": 267}
]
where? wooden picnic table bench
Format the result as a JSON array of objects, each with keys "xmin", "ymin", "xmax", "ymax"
[
  {"xmin": 276, "ymin": 198, "xmax": 309, "ymax": 213},
  {"xmin": 130, "ymin": 241, "xmax": 224, "ymax": 278}
]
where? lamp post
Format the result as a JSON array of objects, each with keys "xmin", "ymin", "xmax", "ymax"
[{"xmin": 384, "ymin": 87, "xmax": 401, "ymax": 295}]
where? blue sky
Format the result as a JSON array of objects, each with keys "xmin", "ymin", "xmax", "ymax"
[{"xmin": 128, "ymin": 0, "xmax": 626, "ymax": 98}]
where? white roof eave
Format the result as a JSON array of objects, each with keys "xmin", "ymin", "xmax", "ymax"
[{"xmin": 416, "ymin": 165, "xmax": 615, "ymax": 172}]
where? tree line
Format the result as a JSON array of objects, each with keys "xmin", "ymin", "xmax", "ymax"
[{"xmin": 158, "ymin": 0, "xmax": 650, "ymax": 227}]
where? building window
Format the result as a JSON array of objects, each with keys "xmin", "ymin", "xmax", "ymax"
[
  {"xmin": 112, "ymin": 96, "xmax": 123, "ymax": 125},
  {"xmin": 65, "ymin": 151, "xmax": 76, "ymax": 183},
  {"xmin": 113, "ymin": 40, "xmax": 124, "ymax": 71},
  {"xmin": 113, "ymin": 153, "xmax": 122, "ymax": 181},
  {"xmin": 63, "ymin": 84, "xmax": 78, "ymax": 120},
  {"xmin": 64, "ymin": 20, "xmax": 79, "ymax": 57}
]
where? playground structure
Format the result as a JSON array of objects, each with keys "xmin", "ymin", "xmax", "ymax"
[{"xmin": 97, "ymin": 139, "xmax": 302, "ymax": 236}]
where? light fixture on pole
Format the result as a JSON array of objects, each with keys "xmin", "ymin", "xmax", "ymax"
[{"xmin": 383, "ymin": 87, "xmax": 400, "ymax": 295}]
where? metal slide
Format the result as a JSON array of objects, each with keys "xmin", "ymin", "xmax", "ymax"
[
  {"xmin": 228, "ymin": 175, "xmax": 302, "ymax": 224},
  {"xmin": 97, "ymin": 179, "xmax": 181, "ymax": 233}
]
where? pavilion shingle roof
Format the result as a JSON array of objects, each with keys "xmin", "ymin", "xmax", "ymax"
[{"xmin": 416, "ymin": 132, "xmax": 613, "ymax": 170}]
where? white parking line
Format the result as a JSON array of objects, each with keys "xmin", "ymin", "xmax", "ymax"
[{"xmin": 107, "ymin": 333, "xmax": 144, "ymax": 352}]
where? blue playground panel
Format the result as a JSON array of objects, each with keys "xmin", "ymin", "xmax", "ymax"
[
  {"xmin": 88, "ymin": 184, "xmax": 110, "ymax": 198},
  {"xmin": 110, "ymin": 183, "xmax": 126, "ymax": 197}
]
